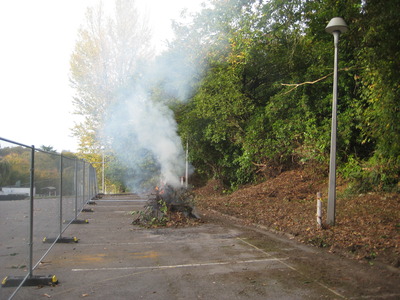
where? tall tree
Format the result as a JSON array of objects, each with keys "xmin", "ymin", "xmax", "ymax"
[
  {"xmin": 172, "ymin": 0, "xmax": 399, "ymax": 189},
  {"xmin": 70, "ymin": 0, "xmax": 152, "ymax": 191},
  {"xmin": 70, "ymin": 0, "xmax": 152, "ymax": 151},
  {"xmin": 355, "ymin": 0, "xmax": 400, "ymax": 186}
]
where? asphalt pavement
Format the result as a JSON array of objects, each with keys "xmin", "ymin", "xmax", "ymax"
[{"xmin": 6, "ymin": 193, "xmax": 400, "ymax": 300}]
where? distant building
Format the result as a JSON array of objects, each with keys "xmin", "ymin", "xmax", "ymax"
[
  {"xmin": 0, "ymin": 186, "xmax": 34, "ymax": 196},
  {"xmin": 40, "ymin": 187, "xmax": 57, "ymax": 196},
  {"xmin": 0, "ymin": 186, "xmax": 34, "ymax": 200}
]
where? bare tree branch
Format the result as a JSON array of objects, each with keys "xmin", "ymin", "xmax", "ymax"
[{"xmin": 280, "ymin": 67, "xmax": 354, "ymax": 94}]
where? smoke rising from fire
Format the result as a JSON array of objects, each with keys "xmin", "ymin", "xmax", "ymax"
[{"xmin": 102, "ymin": 50, "xmax": 199, "ymax": 192}]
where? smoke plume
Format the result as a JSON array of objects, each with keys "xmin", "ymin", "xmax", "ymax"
[{"xmin": 102, "ymin": 50, "xmax": 199, "ymax": 192}]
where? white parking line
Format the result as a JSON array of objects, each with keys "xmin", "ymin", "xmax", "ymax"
[
  {"xmin": 74, "ymin": 238, "xmax": 240, "ymax": 247},
  {"xmin": 71, "ymin": 257, "xmax": 287, "ymax": 272},
  {"xmin": 76, "ymin": 241, "xmax": 168, "ymax": 246},
  {"xmin": 95, "ymin": 200, "xmax": 147, "ymax": 202},
  {"xmin": 237, "ymin": 237, "xmax": 346, "ymax": 299}
]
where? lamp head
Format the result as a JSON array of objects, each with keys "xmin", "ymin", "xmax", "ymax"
[{"xmin": 325, "ymin": 17, "xmax": 348, "ymax": 34}]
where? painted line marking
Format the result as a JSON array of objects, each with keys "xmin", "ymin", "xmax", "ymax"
[
  {"xmin": 237, "ymin": 237, "xmax": 346, "ymax": 299},
  {"xmin": 76, "ymin": 241, "xmax": 168, "ymax": 246},
  {"xmin": 93, "ymin": 205, "xmax": 144, "ymax": 207},
  {"xmin": 76, "ymin": 238, "xmax": 240, "ymax": 247},
  {"xmin": 71, "ymin": 257, "xmax": 286, "ymax": 272},
  {"xmin": 89, "ymin": 206, "xmax": 144, "ymax": 209},
  {"xmin": 348, "ymin": 294, "xmax": 400, "ymax": 299},
  {"xmin": 95, "ymin": 200, "xmax": 147, "ymax": 202}
]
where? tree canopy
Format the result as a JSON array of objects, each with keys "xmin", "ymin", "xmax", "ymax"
[
  {"xmin": 71, "ymin": 0, "xmax": 400, "ymax": 192},
  {"xmin": 172, "ymin": 0, "xmax": 400, "ymax": 190}
]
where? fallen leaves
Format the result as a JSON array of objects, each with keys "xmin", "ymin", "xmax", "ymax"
[{"xmin": 195, "ymin": 169, "xmax": 400, "ymax": 266}]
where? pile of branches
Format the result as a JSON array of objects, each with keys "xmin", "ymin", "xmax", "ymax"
[{"xmin": 132, "ymin": 185, "xmax": 201, "ymax": 228}]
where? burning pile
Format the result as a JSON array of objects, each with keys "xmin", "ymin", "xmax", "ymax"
[{"xmin": 132, "ymin": 185, "xmax": 201, "ymax": 227}]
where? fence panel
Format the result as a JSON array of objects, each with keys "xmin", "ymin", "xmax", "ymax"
[
  {"xmin": 33, "ymin": 151, "xmax": 61, "ymax": 255},
  {"xmin": 0, "ymin": 141, "xmax": 31, "ymax": 300},
  {"xmin": 0, "ymin": 138, "xmax": 98, "ymax": 299},
  {"xmin": 62, "ymin": 156, "xmax": 77, "ymax": 228}
]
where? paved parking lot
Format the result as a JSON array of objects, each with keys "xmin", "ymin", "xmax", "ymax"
[{"xmin": 5, "ymin": 194, "xmax": 400, "ymax": 299}]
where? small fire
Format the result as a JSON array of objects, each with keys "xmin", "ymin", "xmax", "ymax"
[
  {"xmin": 142, "ymin": 183, "xmax": 200, "ymax": 223},
  {"xmin": 155, "ymin": 186, "xmax": 165, "ymax": 195}
]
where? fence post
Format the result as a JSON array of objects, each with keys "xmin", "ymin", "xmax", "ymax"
[
  {"xmin": 82, "ymin": 161, "xmax": 86, "ymax": 203},
  {"xmin": 59, "ymin": 155, "xmax": 63, "ymax": 239},
  {"xmin": 88, "ymin": 166, "xmax": 91, "ymax": 200},
  {"xmin": 74, "ymin": 159, "xmax": 78, "ymax": 220},
  {"xmin": 28, "ymin": 146, "xmax": 35, "ymax": 278}
]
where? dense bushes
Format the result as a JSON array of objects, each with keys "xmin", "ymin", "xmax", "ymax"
[{"xmin": 171, "ymin": 0, "xmax": 400, "ymax": 190}]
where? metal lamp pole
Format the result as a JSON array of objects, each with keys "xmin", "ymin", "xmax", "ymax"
[
  {"xmin": 325, "ymin": 17, "xmax": 348, "ymax": 225},
  {"xmin": 91, "ymin": 148, "xmax": 106, "ymax": 194},
  {"xmin": 185, "ymin": 140, "xmax": 189, "ymax": 189},
  {"xmin": 102, "ymin": 150, "xmax": 105, "ymax": 194}
]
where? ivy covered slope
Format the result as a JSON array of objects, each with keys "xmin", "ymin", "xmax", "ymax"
[{"xmin": 171, "ymin": 0, "xmax": 400, "ymax": 191}]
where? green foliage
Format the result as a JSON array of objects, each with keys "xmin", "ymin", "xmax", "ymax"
[
  {"xmin": 0, "ymin": 159, "xmax": 11, "ymax": 186},
  {"xmin": 131, "ymin": 199, "xmax": 169, "ymax": 227},
  {"xmin": 170, "ymin": 0, "xmax": 400, "ymax": 190},
  {"xmin": 69, "ymin": 0, "xmax": 400, "ymax": 191},
  {"xmin": 353, "ymin": 0, "xmax": 400, "ymax": 187},
  {"xmin": 0, "ymin": 147, "xmax": 31, "ymax": 187}
]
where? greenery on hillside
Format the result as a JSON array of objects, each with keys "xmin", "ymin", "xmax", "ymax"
[
  {"xmin": 70, "ymin": 0, "xmax": 399, "ymax": 193},
  {"xmin": 172, "ymin": 0, "xmax": 400, "ymax": 191}
]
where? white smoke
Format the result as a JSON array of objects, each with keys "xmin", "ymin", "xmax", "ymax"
[{"xmin": 102, "ymin": 50, "xmax": 199, "ymax": 192}]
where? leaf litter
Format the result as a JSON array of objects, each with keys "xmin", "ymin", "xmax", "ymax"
[{"xmin": 194, "ymin": 169, "xmax": 400, "ymax": 267}]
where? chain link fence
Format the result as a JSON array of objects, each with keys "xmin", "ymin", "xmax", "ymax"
[{"xmin": 0, "ymin": 137, "xmax": 98, "ymax": 300}]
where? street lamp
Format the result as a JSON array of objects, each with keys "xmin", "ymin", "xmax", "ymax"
[
  {"xmin": 102, "ymin": 149, "xmax": 105, "ymax": 194},
  {"xmin": 91, "ymin": 147, "xmax": 106, "ymax": 194},
  {"xmin": 325, "ymin": 17, "xmax": 348, "ymax": 226},
  {"xmin": 185, "ymin": 140, "xmax": 189, "ymax": 189}
]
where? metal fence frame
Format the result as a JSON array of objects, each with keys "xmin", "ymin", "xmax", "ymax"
[{"xmin": 0, "ymin": 137, "xmax": 98, "ymax": 299}]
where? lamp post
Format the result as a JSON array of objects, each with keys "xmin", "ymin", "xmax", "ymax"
[
  {"xmin": 91, "ymin": 147, "xmax": 106, "ymax": 194},
  {"xmin": 185, "ymin": 140, "xmax": 189, "ymax": 189},
  {"xmin": 325, "ymin": 17, "xmax": 348, "ymax": 225},
  {"xmin": 102, "ymin": 150, "xmax": 105, "ymax": 194}
]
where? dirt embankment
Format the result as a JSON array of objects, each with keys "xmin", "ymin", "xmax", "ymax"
[{"xmin": 193, "ymin": 169, "xmax": 400, "ymax": 268}]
